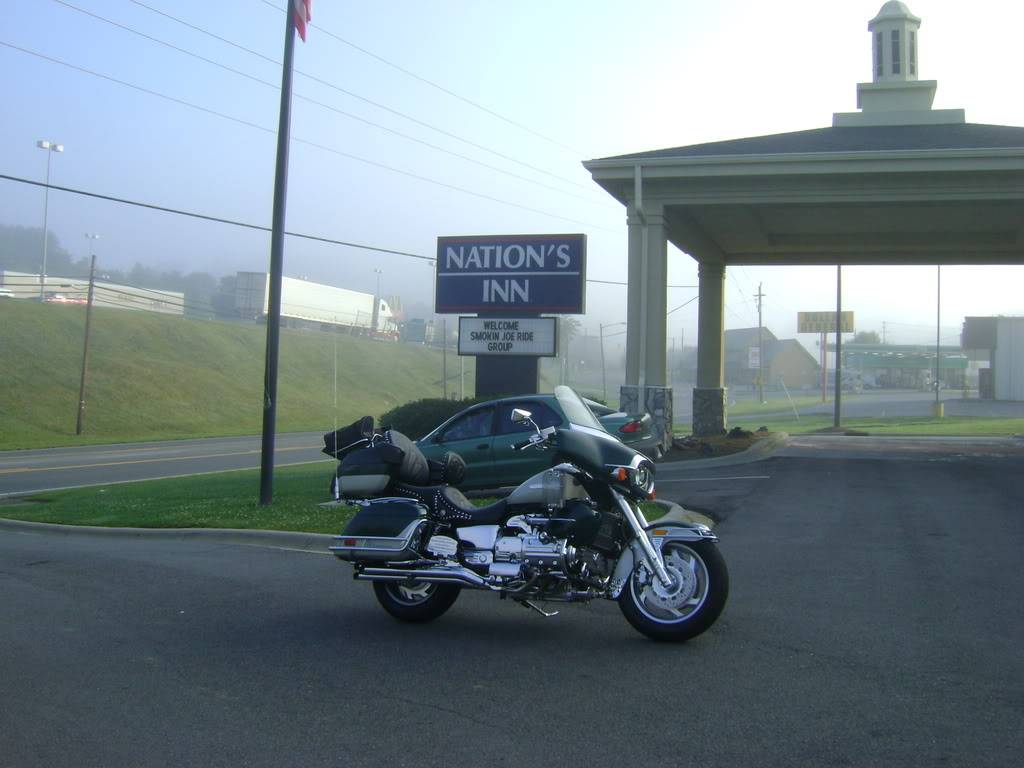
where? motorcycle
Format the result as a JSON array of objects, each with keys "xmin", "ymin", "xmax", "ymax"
[{"xmin": 325, "ymin": 387, "xmax": 728, "ymax": 641}]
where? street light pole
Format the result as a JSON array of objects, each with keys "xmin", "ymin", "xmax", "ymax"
[
  {"xmin": 935, "ymin": 265, "xmax": 942, "ymax": 414},
  {"xmin": 599, "ymin": 321, "xmax": 627, "ymax": 403},
  {"xmin": 76, "ymin": 233, "xmax": 100, "ymax": 435},
  {"xmin": 36, "ymin": 140, "xmax": 64, "ymax": 299}
]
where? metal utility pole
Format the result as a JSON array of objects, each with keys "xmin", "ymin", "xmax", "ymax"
[
  {"xmin": 755, "ymin": 282, "xmax": 766, "ymax": 403},
  {"xmin": 833, "ymin": 265, "xmax": 843, "ymax": 428},
  {"xmin": 36, "ymin": 140, "xmax": 64, "ymax": 299},
  {"xmin": 935, "ymin": 265, "xmax": 942, "ymax": 415},
  {"xmin": 76, "ymin": 236, "xmax": 99, "ymax": 435},
  {"xmin": 442, "ymin": 317, "xmax": 448, "ymax": 399},
  {"xmin": 259, "ymin": 8, "xmax": 299, "ymax": 506},
  {"xmin": 599, "ymin": 321, "xmax": 627, "ymax": 403}
]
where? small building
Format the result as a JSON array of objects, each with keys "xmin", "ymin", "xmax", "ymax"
[
  {"xmin": 724, "ymin": 328, "xmax": 820, "ymax": 390},
  {"xmin": 840, "ymin": 344, "xmax": 968, "ymax": 390},
  {"xmin": 962, "ymin": 316, "xmax": 1024, "ymax": 400}
]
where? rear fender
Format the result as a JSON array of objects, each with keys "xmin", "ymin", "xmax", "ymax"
[{"xmin": 609, "ymin": 523, "xmax": 718, "ymax": 599}]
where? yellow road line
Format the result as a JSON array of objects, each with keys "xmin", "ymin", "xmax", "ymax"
[{"xmin": 0, "ymin": 445, "xmax": 320, "ymax": 476}]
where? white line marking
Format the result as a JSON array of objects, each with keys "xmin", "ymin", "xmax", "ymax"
[{"xmin": 663, "ymin": 475, "xmax": 770, "ymax": 482}]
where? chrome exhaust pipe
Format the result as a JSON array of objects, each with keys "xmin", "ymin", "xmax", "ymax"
[{"xmin": 356, "ymin": 565, "xmax": 495, "ymax": 589}]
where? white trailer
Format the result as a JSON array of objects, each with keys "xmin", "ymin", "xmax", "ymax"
[
  {"xmin": 235, "ymin": 272, "xmax": 395, "ymax": 334},
  {"xmin": 0, "ymin": 270, "xmax": 185, "ymax": 315}
]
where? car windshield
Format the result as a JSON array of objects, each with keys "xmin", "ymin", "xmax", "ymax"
[{"xmin": 554, "ymin": 386, "xmax": 605, "ymax": 431}]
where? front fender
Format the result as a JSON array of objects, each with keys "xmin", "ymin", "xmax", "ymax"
[{"xmin": 609, "ymin": 523, "xmax": 718, "ymax": 599}]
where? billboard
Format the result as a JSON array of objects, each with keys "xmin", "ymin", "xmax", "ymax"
[
  {"xmin": 435, "ymin": 234, "xmax": 586, "ymax": 314},
  {"xmin": 798, "ymin": 311, "xmax": 854, "ymax": 334},
  {"xmin": 458, "ymin": 317, "xmax": 557, "ymax": 356}
]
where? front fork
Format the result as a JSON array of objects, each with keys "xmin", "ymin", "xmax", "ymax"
[{"xmin": 611, "ymin": 489, "xmax": 674, "ymax": 589}]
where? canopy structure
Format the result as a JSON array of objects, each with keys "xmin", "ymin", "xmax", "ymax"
[{"xmin": 583, "ymin": 1, "xmax": 1024, "ymax": 437}]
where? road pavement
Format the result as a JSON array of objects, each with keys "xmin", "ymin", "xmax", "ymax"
[
  {"xmin": 2, "ymin": 441, "xmax": 1022, "ymax": 767},
  {"xmin": 0, "ymin": 433, "xmax": 329, "ymax": 496}
]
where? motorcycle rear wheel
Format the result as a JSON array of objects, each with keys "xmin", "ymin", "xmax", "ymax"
[
  {"xmin": 618, "ymin": 540, "xmax": 728, "ymax": 642},
  {"xmin": 372, "ymin": 580, "xmax": 461, "ymax": 623}
]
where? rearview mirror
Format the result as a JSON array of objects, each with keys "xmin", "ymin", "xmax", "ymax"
[{"xmin": 511, "ymin": 408, "xmax": 532, "ymax": 424}]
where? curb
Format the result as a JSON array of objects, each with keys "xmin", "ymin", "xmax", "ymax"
[
  {"xmin": 662, "ymin": 431, "xmax": 790, "ymax": 471},
  {"xmin": 0, "ymin": 517, "xmax": 334, "ymax": 552}
]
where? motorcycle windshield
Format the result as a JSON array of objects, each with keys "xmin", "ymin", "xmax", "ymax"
[{"xmin": 553, "ymin": 385, "xmax": 606, "ymax": 432}]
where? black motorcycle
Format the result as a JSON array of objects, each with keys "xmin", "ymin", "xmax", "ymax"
[{"xmin": 325, "ymin": 386, "xmax": 728, "ymax": 641}]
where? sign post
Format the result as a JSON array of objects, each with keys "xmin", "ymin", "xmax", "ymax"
[{"xmin": 798, "ymin": 309, "xmax": 855, "ymax": 413}]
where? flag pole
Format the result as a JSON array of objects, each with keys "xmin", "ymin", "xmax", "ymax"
[{"xmin": 259, "ymin": 7, "xmax": 298, "ymax": 506}]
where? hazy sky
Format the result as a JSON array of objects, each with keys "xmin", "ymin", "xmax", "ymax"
[{"xmin": 2, "ymin": 0, "xmax": 1022, "ymax": 347}]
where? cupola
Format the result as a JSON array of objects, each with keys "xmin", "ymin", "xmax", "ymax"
[{"xmin": 833, "ymin": 2, "xmax": 964, "ymax": 127}]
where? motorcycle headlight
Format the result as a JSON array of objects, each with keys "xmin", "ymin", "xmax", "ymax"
[{"xmin": 631, "ymin": 460, "xmax": 655, "ymax": 498}]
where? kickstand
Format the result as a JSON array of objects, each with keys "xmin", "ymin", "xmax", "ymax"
[{"xmin": 517, "ymin": 599, "xmax": 559, "ymax": 618}]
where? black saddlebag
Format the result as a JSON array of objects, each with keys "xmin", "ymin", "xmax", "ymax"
[
  {"xmin": 330, "ymin": 498, "xmax": 427, "ymax": 562},
  {"xmin": 322, "ymin": 416, "xmax": 376, "ymax": 460},
  {"xmin": 336, "ymin": 443, "xmax": 403, "ymax": 497},
  {"xmin": 334, "ymin": 429, "xmax": 429, "ymax": 497},
  {"xmin": 343, "ymin": 498, "xmax": 427, "ymax": 537}
]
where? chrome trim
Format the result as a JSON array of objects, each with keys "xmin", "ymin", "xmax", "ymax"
[
  {"xmin": 647, "ymin": 523, "xmax": 718, "ymax": 544},
  {"xmin": 329, "ymin": 519, "xmax": 425, "ymax": 562},
  {"xmin": 356, "ymin": 564, "xmax": 498, "ymax": 590},
  {"xmin": 611, "ymin": 490, "xmax": 674, "ymax": 589}
]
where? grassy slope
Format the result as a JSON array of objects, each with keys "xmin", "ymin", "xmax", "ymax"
[{"xmin": 0, "ymin": 301, "xmax": 472, "ymax": 449}]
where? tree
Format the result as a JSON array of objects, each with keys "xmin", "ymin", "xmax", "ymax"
[
  {"xmin": 853, "ymin": 330, "xmax": 881, "ymax": 345},
  {"xmin": 0, "ymin": 225, "xmax": 86, "ymax": 276}
]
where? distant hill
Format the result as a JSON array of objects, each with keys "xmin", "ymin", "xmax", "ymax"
[{"xmin": 0, "ymin": 300, "xmax": 473, "ymax": 449}]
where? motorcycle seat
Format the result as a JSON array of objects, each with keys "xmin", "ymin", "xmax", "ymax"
[{"xmin": 394, "ymin": 484, "xmax": 508, "ymax": 526}]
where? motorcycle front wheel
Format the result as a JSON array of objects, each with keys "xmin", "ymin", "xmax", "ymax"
[
  {"xmin": 618, "ymin": 540, "xmax": 728, "ymax": 642},
  {"xmin": 372, "ymin": 580, "xmax": 461, "ymax": 623}
]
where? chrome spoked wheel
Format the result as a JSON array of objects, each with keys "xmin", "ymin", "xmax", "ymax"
[
  {"xmin": 619, "ymin": 540, "xmax": 729, "ymax": 642},
  {"xmin": 631, "ymin": 543, "xmax": 710, "ymax": 623}
]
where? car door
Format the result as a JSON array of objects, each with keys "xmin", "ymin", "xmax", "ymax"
[
  {"xmin": 429, "ymin": 406, "xmax": 497, "ymax": 488},
  {"xmin": 491, "ymin": 400, "xmax": 566, "ymax": 486}
]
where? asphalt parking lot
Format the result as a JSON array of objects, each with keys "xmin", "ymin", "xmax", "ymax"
[{"xmin": 2, "ymin": 437, "xmax": 1021, "ymax": 768}]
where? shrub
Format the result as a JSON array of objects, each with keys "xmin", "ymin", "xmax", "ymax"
[{"xmin": 379, "ymin": 396, "xmax": 492, "ymax": 440}]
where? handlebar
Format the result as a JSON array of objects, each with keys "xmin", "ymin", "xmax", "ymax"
[{"xmin": 512, "ymin": 439, "xmax": 533, "ymax": 451}]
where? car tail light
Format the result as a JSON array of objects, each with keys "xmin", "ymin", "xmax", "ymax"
[{"xmin": 619, "ymin": 420, "xmax": 642, "ymax": 434}]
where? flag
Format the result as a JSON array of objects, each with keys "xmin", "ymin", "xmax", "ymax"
[{"xmin": 293, "ymin": 0, "xmax": 312, "ymax": 42}]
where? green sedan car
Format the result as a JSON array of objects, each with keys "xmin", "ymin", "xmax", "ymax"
[{"xmin": 416, "ymin": 387, "xmax": 660, "ymax": 490}]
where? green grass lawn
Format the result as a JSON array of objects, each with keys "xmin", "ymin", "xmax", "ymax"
[
  {"xmin": 1, "ymin": 461, "xmax": 352, "ymax": 533},
  {"xmin": 1, "ymin": 460, "xmax": 665, "ymax": 533},
  {"xmin": 0, "ymin": 301, "xmax": 472, "ymax": 450}
]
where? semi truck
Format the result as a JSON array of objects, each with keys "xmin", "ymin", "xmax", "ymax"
[{"xmin": 234, "ymin": 272, "xmax": 396, "ymax": 335}]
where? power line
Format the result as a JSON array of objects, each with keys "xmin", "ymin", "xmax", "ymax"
[
  {"xmin": 588, "ymin": 278, "xmax": 697, "ymax": 289},
  {"xmin": 0, "ymin": 40, "xmax": 615, "ymax": 232},
  {"xmin": 254, "ymin": 0, "xmax": 590, "ymax": 157},
  {"xmin": 1, "ymin": 173, "xmax": 632, "ymax": 289},
  {"xmin": 52, "ymin": 0, "xmax": 607, "ymax": 207},
  {"xmin": 0, "ymin": 172, "xmax": 433, "ymax": 260},
  {"xmin": 126, "ymin": 0, "xmax": 601, "ymax": 196}
]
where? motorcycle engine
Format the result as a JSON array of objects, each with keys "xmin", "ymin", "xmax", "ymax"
[{"xmin": 487, "ymin": 534, "xmax": 573, "ymax": 579}]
